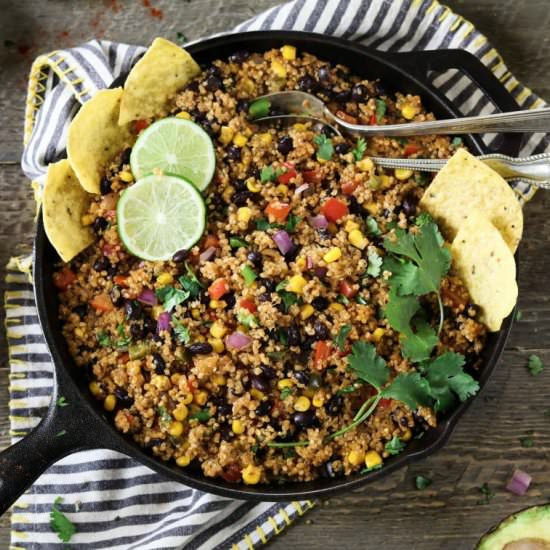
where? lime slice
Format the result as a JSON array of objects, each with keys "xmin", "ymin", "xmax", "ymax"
[
  {"xmin": 130, "ymin": 118, "xmax": 216, "ymax": 191},
  {"xmin": 117, "ymin": 174, "xmax": 206, "ymax": 261}
]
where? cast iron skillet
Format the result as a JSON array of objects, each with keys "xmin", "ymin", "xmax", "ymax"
[{"xmin": 0, "ymin": 31, "xmax": 521, "ymax": 514}]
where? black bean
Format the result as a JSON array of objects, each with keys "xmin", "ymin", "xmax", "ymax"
[
  {"xmin": 284, "ymin": 246, "xmax": 299, "ymax": 263},
  {"xmin": 287, "ymin": 324, "xmax": 301, "ymax": 347},
  {"xmin": 110, "ymin": 285, "xmax": 124, "ymax": 307},
  {"xmin": 226, "ymin": 145, "xmax": 242, "ymax": 162},
  {"xmin": 92, "ymin": 216, "xmax": 109, "ymax": 234},
  {"xmin": 321, "ymin": 458, "xmax": 343, "ymax": 479},
  {"xmin": 233, "ymin": 178, "xmax": 247, "ymax": 192},
  {"xmin": 250, "ymin": 373, "xmax": 269, "ymax": 393},
  {"xmin": 313, "ymin": 320, "xmax": 329, "ymax": 340},
  {"xmin": 294, "ymin": 371, "xmax": 309, "ymax": 385},
  {"xmin": 100, "ymin": 176, "xmax": 112, "ymax": 195},
  {"xmin": 224, "ymin": 292, "xmax": 236, "ymax": 309},
  {"xmin": 236, "ymin": 99, "xmax": 250, "ymax": 113},
  {"xmin": 143, "ymin": 317, "xmax": 156, "ymax": 335},
  {"xmin": 190, "ymin": 108, "xmax": 206, "ymax": 121},
  {"xmin": 293, "ymin": 410, "xmax": 319, "ymax": 428},
  {"xmin": 297, "ymin": 74, "xmax": 318, "ymax": 92},
  {"xmin": 206, "ymin": 64, "xmax": 222, "ymax": 77},
  {"xmin": 130, "ymin": 323, "xmax": 145, "ymax": 340},
  {"xmin": 334, "ymin": 89, "xmax": 351, "ymax": 103},
  {"xmin": 152, "ymin": 353, "xmax": 166, "ymax": 374},
  {"xmin": 334, "ymin": 142, "xmax": 350, "ymax": 155},
  {"xmin": 247, "ymin": 165, "xmax": 261, "ymax": 179},
  {"xmin": 247, "ymin": 251, "xmax": 263, "ymax": 268},
  {"xmin": 106, "ymin": 263, "xmax": 117, "ymax": 278},
  {"xmin": 145, "ymin": 438, "xmax": 165, "ymax": 448},
  {"xmin": 114, "ymin": 387, "xmax": 133, "ymax": 408},
  {"xmin": 260, "ymin": 364, "xmax": 276, "ymax": 379},
  {"xmin": 325, "ymin": 394, "xmax": 343, "ymax": 416},
  {"xmin": 172, "ymin": 249, "xmax": 188, "ymax": 263},
  {"xmin": 308, "ymin": 372, "xmax": 323, "ymax": 390},
  {"xmin": 351, "ymin": 84, "xmax": 369, "ymax": 102},
  {"xmin": 402, "ymin": 195, "xmax": 418, "ymax": 217},
  {"xmin": 260, "ymin": 278, "xmax": 276, "ymax": 293},
  {"xmin": 187, "ymin": 81, "xmax": 199, "ymax": 92},
  {"xmin": 400, "ymin": 416, "xmax": 409, "ymax": 427},
  {"xmin": 317, "ymin": 228, "xmax": 330, "ymax": 240},
  {"xmin": 120, "ymin": 147, "xmax": 132, "ymax": 165},
  {"xmin": 348, "ymin": 196, "xmax": 366, "ymax": 216},
  {"xmin": 217, "ymin": 401, "xmax": 233, "ymax": 417},
  {"xmin": 199, "ymin": 119, "xmax": 217, "ymax": 138},
  {"xmin": 220, "ymin": 424, "xmax": 234, "ymax": 441},
  {"xmin": 124, "ymin": 300, "xmax": 142, "ymax": 320},
  {"xmin": 374, "ymin": 82, "xmax": 387, "ymax": 96},
  {"xmin": 302, "ymin": 335, "xmax": 316, "ymax": 351},
  {"xmin": 318, "ymin": 66, "xmax": 331, "ymax": 82},
  {"xmin": 258, "ymin": 292, "xmax": 271, "ymax": 303},
  {"xmin": 311, "ymin": 296, "xmax": 329, "ymax": 311},
  {"xmin": 255, "ymin": 400, "xmax": 271, "ymax": 417},
  {"xmin": 205, "ymin": 74, "xmax": 223, "ymax": 92},
  {"xmin": 93, "ymin": 257, "xmax": 109, "ymax": 272},
  {"xmin": 277, "ymin": 136, "xmax": 293, "ymax": 155},
  {"xmin": 187, "ymin": 342, "xmax": 213, "ymax": 355},
  {"xmin": 72, "ymin": 304, "xmax": 88, "ymax": 319},
  {"xmin": 229, "ymin": 50, "xmax": 250, "ymax": 63},
  {"xmin": 199, "ymin": 289, "xmax": 211, "ymax": 305}
]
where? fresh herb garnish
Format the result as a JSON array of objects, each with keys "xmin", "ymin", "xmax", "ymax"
[
  {"xmin": 334, "ymin": 324, "xmax": 352, "ymax": 351},
  {"xmin": 451, "ymin": 136, "xmax": 463, "ymax": 147},
  {"xmin": 365, "ymin": 216, "xmax": 381, "ymax": 236},
  {"xmin": 172, "ymin": 319, "xmax": 191, "ymax": 344},
  {"xmin": 520, "ymin": 436, "xmax": 535, "ymax": 448},
  {"xmin": 276, "ymin": 280, "xmax": 288, "ymax": 292},
  {"xmin": 267, "ymin": 351, "xmax": 286, "ymax": 360},
  {"xmin": 115, "ymin": 324, "xmax": 131, "ymax": 348},
  {"xmin": 477, "ymin": 483, "xmax": 495, "ymax": 505},
  {"xmin": 229, "ymin": 236, "xmax": 248, "ymax": 248},
  {"xmin": 267, "ymin": 440, "xmax": 309, "ymax": 448},
  {"xmin": 285, "ymin": 213, "xmax": 301, "ymax": 233},
  {"xmin": 56, "ymin": 430, "xmax": 67, "ymax": 437},
  {"xmin": 189, "ymin": 409, "xmax": 211, "ymax": 422},
  {"xmin": 56, "ymin": 396, "xmax": 69, "ymax": 407},
  {"xmin": 366, "ymin": 248, "xmax": 383, "ymax": 278},
  {"xmin": 337, "ymin": 294, "xmax": 350, "ymax": 305},
  {"xmin": 156, "ymin": 286, "xmax": 190, "ymax": 311},
  {"xmin": 337, "ymin": 383, "xmax": 360, "ymax": 395},
  {"xmin": 179, "ymin": 263, "xmax": 203, "ymax": 299},
  {"xmin": 415, "ymin": 475, "xmax": 432, "ymax": 490},
  {"xmin": 361, "ymin": 463, "xmax": 383, "ymax": 474},
  {"xmin": 356, "ymin": 295, "xmax": 369, "ymax": 305},
  {"xmin": 50, "ymin": 497, "xmax": 76, "ymax": 543},
  {"xmin": 385, "ymin": 436, "xmax": 406, "ymax": 455},
  {"xmin": 260, "ymin": 165, "xmax": 283, "ymax": 183},
  {"xmin": 527, "ymin": 354, "xmax": 544, "ymax": 376},
  {"xmin": 249, "ymin": 98, "xmax": 271, "ymax": 120},
  {"xmin": 414, "ymin": 172, "xmax": 430, "ymax": 187},
  {"xmin": 158, "ymin": 406, "xmax": 172, "ymax": 425},
  {"xmin": 97, "ymin": 331, "xmax": 111, "ymax": 347},
  {"xmin": 255, "ymin": 217, "xmax": 281, "ymax": 231},
  {"xmin": 352, "ymin": 137, "xmax": 367, "ymax": 161},
  {"xmin": 515, "ymin": 309, "xmax": 523, "ymax": 321},
  {"xmin": 237, "ymin": 310, "xmax": 259, "ymax": 329},
  {"xmin": 375, "ymin": 99, "xmax": 387, "ymax": 122},
  {"xmin": 280, "ymin": 387, "xmax": 294, "ymax": 400},
  {"xmin": 176, "ymin": 31, "xmax": 187, "ymax": 45},
  {"xmin": 278, "ymin": 289, "xmax": 300, "ymax": 312},
  {"xmin": 241, "ymin": 265, "xmax": 258, "ymax": 286},
  {"xmin": 313, "ymin": 134, "xmax": 334, "ymax": 161}
]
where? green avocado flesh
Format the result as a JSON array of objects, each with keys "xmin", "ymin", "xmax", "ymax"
[{"xmin": 477, "ymin": 505, "xmax": 550, "ymax": 550}]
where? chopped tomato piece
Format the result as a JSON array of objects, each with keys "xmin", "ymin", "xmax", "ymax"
[
  {"xmin": 53, "ymin": 268, "xmax": 77, "ymax": 290},
  {"xmin": 403, "ymin": 144, "xmax": 419, "ymax": 157},
  {"xmin": 336, "ymin": 110, "xmax": 358, "ymax": 125},
  {"xmin": 369, "ymin": 114, "xmax": 377, "ymax": 126},
  {"xmin": 320, "ymin": 198, "xmax": 348, "ymax": 223},
  {"xmin": 119, "ymin": 352, "xmax": 130, "ymax": 364},
  {"xmin": 277, "ymin": 167, "xmax": 297, "ymax": 185},
  {"xmin": 208, "ymin": 278, "xmax": 229, "ymax": 300},
  {"xmin": 378, "ymin": 398, "xmax": 393, "ymax": 409},
  {"xmin": 303, "ymin": 170, "xmax": 322, "ymax": 184},
  {"xmin": 134, "ymin": 119, "xmax": 150, "ymax": 133},
  {"xmin": 114, "ymin": 275, "xmax": 129, "ymax": 287},
  {"xmin": 339, "ymin": 280, "xmax": 357, "ymax": 299},
  {"xmin": 202, "ymin": 234, "xmax": 220, "ymax": 250},
  {"xmin": 341, "ymin": 180, "xmax": 359, "ymax": 195},
  {"xmin": 265, "ymin": 201, "xmax": 291, "ymax": 223},
  {"xmin": 239, "ymin": 298, "xmax": 257, "ymax": 313},
  {"xmin": 313, "ymin": 340, "xmax": 331, "ymax": 369},
  {"xmin": 221, "ymin": 463, "xmax": 242, "ymax": 483},
  {"xmin": 89, "ymin": 293, "xmax": 114, "ymax": 312}
]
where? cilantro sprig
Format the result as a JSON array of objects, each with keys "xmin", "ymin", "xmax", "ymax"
[
  {"xmin": 313, "ymin": 134, "xmax": 334, "ymax": 160},
  {"xmin": 352, "ymin": 137, "xmax": 367, "ymax": 161},
  {"xmin": 50, "ymin": 497, "xmax": 76, "ymax": 543}
]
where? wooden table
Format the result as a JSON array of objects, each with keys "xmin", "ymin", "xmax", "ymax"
[{"xmin": 1, "ymin": 1, "xmax": 549, "ymax": 548}]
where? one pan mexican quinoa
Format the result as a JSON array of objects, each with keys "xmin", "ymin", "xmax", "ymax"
[{"xmin": 54, "ymin": 46, "xmax": 487, "ymax": 484}]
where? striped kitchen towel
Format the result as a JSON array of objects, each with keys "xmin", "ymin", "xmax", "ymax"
[{"xmin": 9, "ymin": 0, "xmax": 547, "ymax": 549}]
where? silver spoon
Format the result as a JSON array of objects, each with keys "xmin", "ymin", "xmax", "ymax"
[{"xmin": 253, "ymin": 90, "xmax": 550, "ymax": 136}]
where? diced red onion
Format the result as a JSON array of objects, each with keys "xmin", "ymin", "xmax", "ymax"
[
  {"xmin": 137, "ymin": 288, "xmax": 157, "ymax": 306},
  {"xmin": 295, "ymin": 183, "xmax": 310, "ymax": 195},
  {"xmin": 199, "ymin": 246, "xmax": 217, "ymax": 262},
  {"xmin": 225, "ymin": 331, "xmax": 252, "ymax": 349},
  {"xmin": 306, "ymin": 255, "xmax": 314, "ymax": 269},
  {"xmin": 506, "ymin": 469, "xmax": 532, "ymax": 496},
  {"xmin": 273, "ymin": 230, "xmax": 294, "ymax": 255},
  {"xmin": 314, "ymin": 266, "xmax": 328, "ymax": 278},
  {"xmin": 157, "ymin": 312, "xmax": 171, "ymax": 332},
  {"xmin": 309, "ymin": 214, "xmax": 328, "ymax": 229}
]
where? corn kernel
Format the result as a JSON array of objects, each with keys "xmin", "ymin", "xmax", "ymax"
[
  {"xmin": 271, "ymin": 60, "xmax": 287, "ymax": 79},
  {"xmin": 276, "ymin": 184, "xmax": 288, "ymax": 195},
  {"xmin": 344, "ymin": 220, "xmax": 360, "ymax": 233},
  {"xmin": 259, "ymin": 132, "xmax": 272, "ymax": 145},
  {"xmin": 232, "ymin": 419, "xmax": 245, "ymax": 434},
  {"xmin": 194, "ymin": 390, "xmax": 208, "ymax": 406},
  {"xmin": 119, "ymin": 170, "xmax": 134, "ymax": 183},
  {"xmin": 182, "ymin": 393, "xmax": 194, "ymax": 405},
  {"xmin": 246, "ymin": 179, "xmax": 261, "ymax": 193},
  {"xmin": 237, "ymin": 206, "xmax": 252, "ymax": 223},
  {"xmin": 281, "ymin": 44, "xmax": 297, "ymax": 60},
  {"xmin": 381, "ymin": 175, "xmax": 393, "ymax": 189},
  {"xmin": 173, "ymin": 404, "xmax": 188, "ymax": 421},
  {"xmin": 209, "ymin": 338, "xmax": 225, "ymax": 353},
  {"xmin": 209, "ymin": 299, "xmax": 225, "ymax": 309},
  {"xmin": 191, "ymin": 308, "xmax": 201, "ymax": 320},
  {"xmin": 286, "ymin": 274, "xmax": 307, "ymax": 294},
  {"xmin": 250, "ymin": 388, "xmax": 265, "ymax": 401},
  {"xmin": 89, "ymin": 381, "xmax": 101, "ymax": 396},
  {"xmin": 176, "ymin": 454, "xmax": 191, "ymax": 467},
  {"xmin": 157, "ymin": 272, "xmax": 173, "ymax": 286},
  {"xmin": 103, "ymin": 394, "xmax": 116, "ymax": 412},
  {"xmin": 364, "ymin": 450, "xmax": 383, "ymax": 469},
  {"xmin": 312, "ymin": 393, "xmax": 324, "ymax": 408},
  {"xmin": 242, "ymin": 464, "xmax": 262, "ymax": 485},
  {"xmin": 348, "ymin": 450, "xmax": 365, "ymax": 466},
  {"xmin": 168, "ymin": 421, "xmax": 184, "ymax": 437},
  {"xmin": 365, "ymin": 201, "xmax": 380, "ymax": 215},
  {"xmin": 222, "ymin": 185, "xmax": 235, "ymax": 203},
  {"xmin": 233, "ymin": 133, "xmax": 248, "ymax": 147},
  {"xmin": 402, "ymin": 428, "xmax": 413, "ymax": 442},
  {"xmin": 241, "ymin": 77, "xmax": 255, "ymax": 95},
  {"xmin": 395, "ymin": 168, "xmax": 413, "ymax": 181},
  {"xmin": 171, "ymin": 373, "xmax": 181, "ymax": 385},
  {"xmin": 212, "ymin": 374, "xmax": 226, "ymax": 386},
  {"xmin": 210, "ymin": 322, "xmax": 227, "ymax": 339},
  {"xmin": 277, "ymin": 378, "xmax": 294, "ymax": 390},
  {"xmin": 296, "ymin": 257, "xmax": 306, "ymax": 270},
  {"xmin": 176, "ymin": 111, "xmax": 191, "ymax": 120},
  {"xmin": 74, "ymin": 327, "xmax": 84, "ymax": 338},
  {"xmin": 152, "ymin": 305, "xmax": 164, "ymax": 320},
  {"xmin": 151, "ymin": 375, "xmax": 171, "ymax": 391},
  {"xmin": 323, "ymin": 247, "xmax": 342, "ymax": 263},
  {"xmin": 81, "ymin": 214, "xmax": 94, "ymax": 226},
  {"xmin": 294, "ymin": 396, "xmax": 311, "ymax": 412},
  {"xmin": 219, "ymin": 125, "xmax": 235, "ymax": 145},
  {"xmin": 329, "ymin": 302, "xmax": 345, "ymax": 313},
  {"xmin": 401, "ymin": 104, "xmax": 418, "ymax": 120},
  {"xmin": 356, "ymin": 158, "xmax": 374, "ymax": 173},
  {"xmin": 372, "ymin": 327, "xmax": 385, "ymax": 343},
  {"xmin": 300, "ymin": 304, "xmax": 314, "ymax": 320},
  {"xmin": 293, "ymin": 123, "xmax": 307, "ymax": 131},
  {"xmin": 348, "ymin": 229, "xmax": 368, "ymax": 250}
]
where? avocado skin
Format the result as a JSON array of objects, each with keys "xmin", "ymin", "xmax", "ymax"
[{"xmin": 477, "ymin": 504, "xmax": 550, "ymax": 550}]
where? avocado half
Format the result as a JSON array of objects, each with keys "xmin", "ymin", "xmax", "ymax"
[{"xmin": 477, "ymin": 504, "xmax": 550, "ymax": 550}]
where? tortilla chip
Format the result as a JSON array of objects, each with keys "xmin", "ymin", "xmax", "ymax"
[
  {"xmin": 67, "ymin": 88, "xmax": 134, "ymax": 194},
  {"xmin": 119, "ymin": 38, "xmax": 200, "ymax": 125},
  {"xmin": 451, "ymin": 212, "xmax": 517, "ymax": 331},
  {"xmin": 43, "ymin": 159, "xmax": 94, "ymax": 262},
  {"xmin": 419, "ymin": 149, "xmax": 523, "ymax": 252}
]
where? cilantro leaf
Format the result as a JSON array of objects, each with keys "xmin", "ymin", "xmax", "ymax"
[
  {"xmin": 278, "ymin": 290, "xmax": 300, "ymax": 312},
  {"xmin": 365, "ymin": 216, "xmax": 381, "ymax": 236},
  {"xmin": 334, "ymin": 324, "xmax": 352, "ymax": 352},
  {"xmin": 385, "ymin": 436, "xmax": 406, "ymax": 455},
  {"xmin": 313, "ymin": 134, "xmax": 334, "ymax": 160},
  {"xmin": 400, "ymin": 317, "xmax": 438, "ymax": 363},
  {"xmin": 237, "ymin": 310, "xmax": 259, "ymax": 329},
  {"xmin": 375, "ymin": 99, "xmax": 387, "ymax": 122},
  {"xmin": 383, "ymin": 256, "xmax": 422, "ymax": 296},
  {"xmin": 352, "ymin": 137, "xmax": 367, "ymax": 161},
  {"xmin": 157, "ymin": 405, "xmax": 172, "ymax": 425},
  {"xmin": 190, "ymin": 408, "xmax": 211, "ymax": 422},
  {"xmin": 260, "ymin": 165, "xmax": 283, "ymax": 183},
  {"xmin": 179, "ymin": 263, "xmax": 203, "ymax": 299},
  {"xmin": 230, "ymin": 236, "xmax": 248, "ymax": 248},
  {"xmin": 56, "ymin": 396, "xmax": 69, "ymax": 407},
  {"xmin": 176, "ymin": 31, "xmax": 187, "ymax": 45},
  {"xmin": 156, "ymin": 286, "xmax": 190, "ymax": 311},
  {"xmin": 380, "ymin": 372, "xmax": 431, "ymax": 410},
  {"xmin": 97, "ymin": 331, "xmax": 111, "ymax": 347},
  {"xmin": 527, "ymin": 354, "xmax": 544, "ymax": 376},
  {"xmin": 280, "ymin": 387, "xmax": 294, "ymax": 400},
  {"xmin": 366, "ymin": 248, "xmax": 383, "ymax": 277},
  {"xmin": 285, "ymin": 213, "xmax": 301, "ymax": 233},
  {"xmin": 415, "ymin": 475, "xmax": 432, "ymax": 490},
  {"xmin": 477, "ymin": 483, "xmax": 495, "ymax": 505},
  {"xmin": 50, "ymin": 497, "xmax": 76, "ymax": 543},
  {"xmin": 255, "ymin": 217, "xmax": 281, "ymax": 231},
  {"xmin": 348, "ymin": 341, "xmax": 388, "ymax": 390},
  {"xmin": 384, "ymin": 290, "xmax": 421, "ymax": 334},
  {"xmin": 173, "ymin": 319, "xmax": 191, "ymax": 344}
]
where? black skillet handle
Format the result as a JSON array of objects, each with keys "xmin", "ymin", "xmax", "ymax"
[{"xmin": 383, "ymin": 48, "xmax": 523, "ymax": 157}]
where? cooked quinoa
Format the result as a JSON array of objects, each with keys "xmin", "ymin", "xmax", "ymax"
[{"xmin": 54, "ymin": 47, "xmax": 487, "ymax": 484}]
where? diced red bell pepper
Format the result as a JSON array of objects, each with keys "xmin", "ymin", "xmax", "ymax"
[
  {"xmin": 89, "ymin": 293, "xmax": 114, "ymax": 312},
  {"xmin": 320, "ymin": 198, "xmax": 349, "ymax": 223},
  {"xmin": 339, "ymin": 279, "xmax": 357, "ymax": 299},
  {"xmin": 369, "ymin": 114, "xmax": 377, "ymax": 126},
  {"xmin": 208, "ymin": 278, "xmax": 229, "ymax": 300},
  {"xmin": 187, "ymin": 378, "xmax": 198, "ymax": 393},
  {"xmin": 239, "ymin": 298, "xmax": 257, "ymax": 313},
  {"xmin": 53, "ymin": 267, "xmax": 77, "ymax": 290},
  {"xmin": 221, "ymin": 463, "xmax": 242, "ymax": 483},
  {"xmin": 341, "ymin": 180, "xmax": 359, "ymax": 195},
  {"xmin": 265, "ymin": 201, "xmax": 291, "ymax": 223},
  {"xmin": 134, "ymin": 119, "xmax": 150, "ymax": 133},
  {"xmin": 378, "ymin": 398, "xmax": 393, "ymax": 409},
  {"xmin": 277, "ymin": 167, "xmax": 297, "ymax": 185},
  {"xmin": 313, "ymin": 340, "xmax": 331, "ymax": 369},
  {"xmin": 403, "ymin": 144, "xmax": 419, "ymax": 157},
  {"xmin": 114, "ymin": 275, "xmax": 129, "ymax": 287},
  {"xmin": 303, "ymin": 170, "xmax": 322, "ymax": 184}
]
